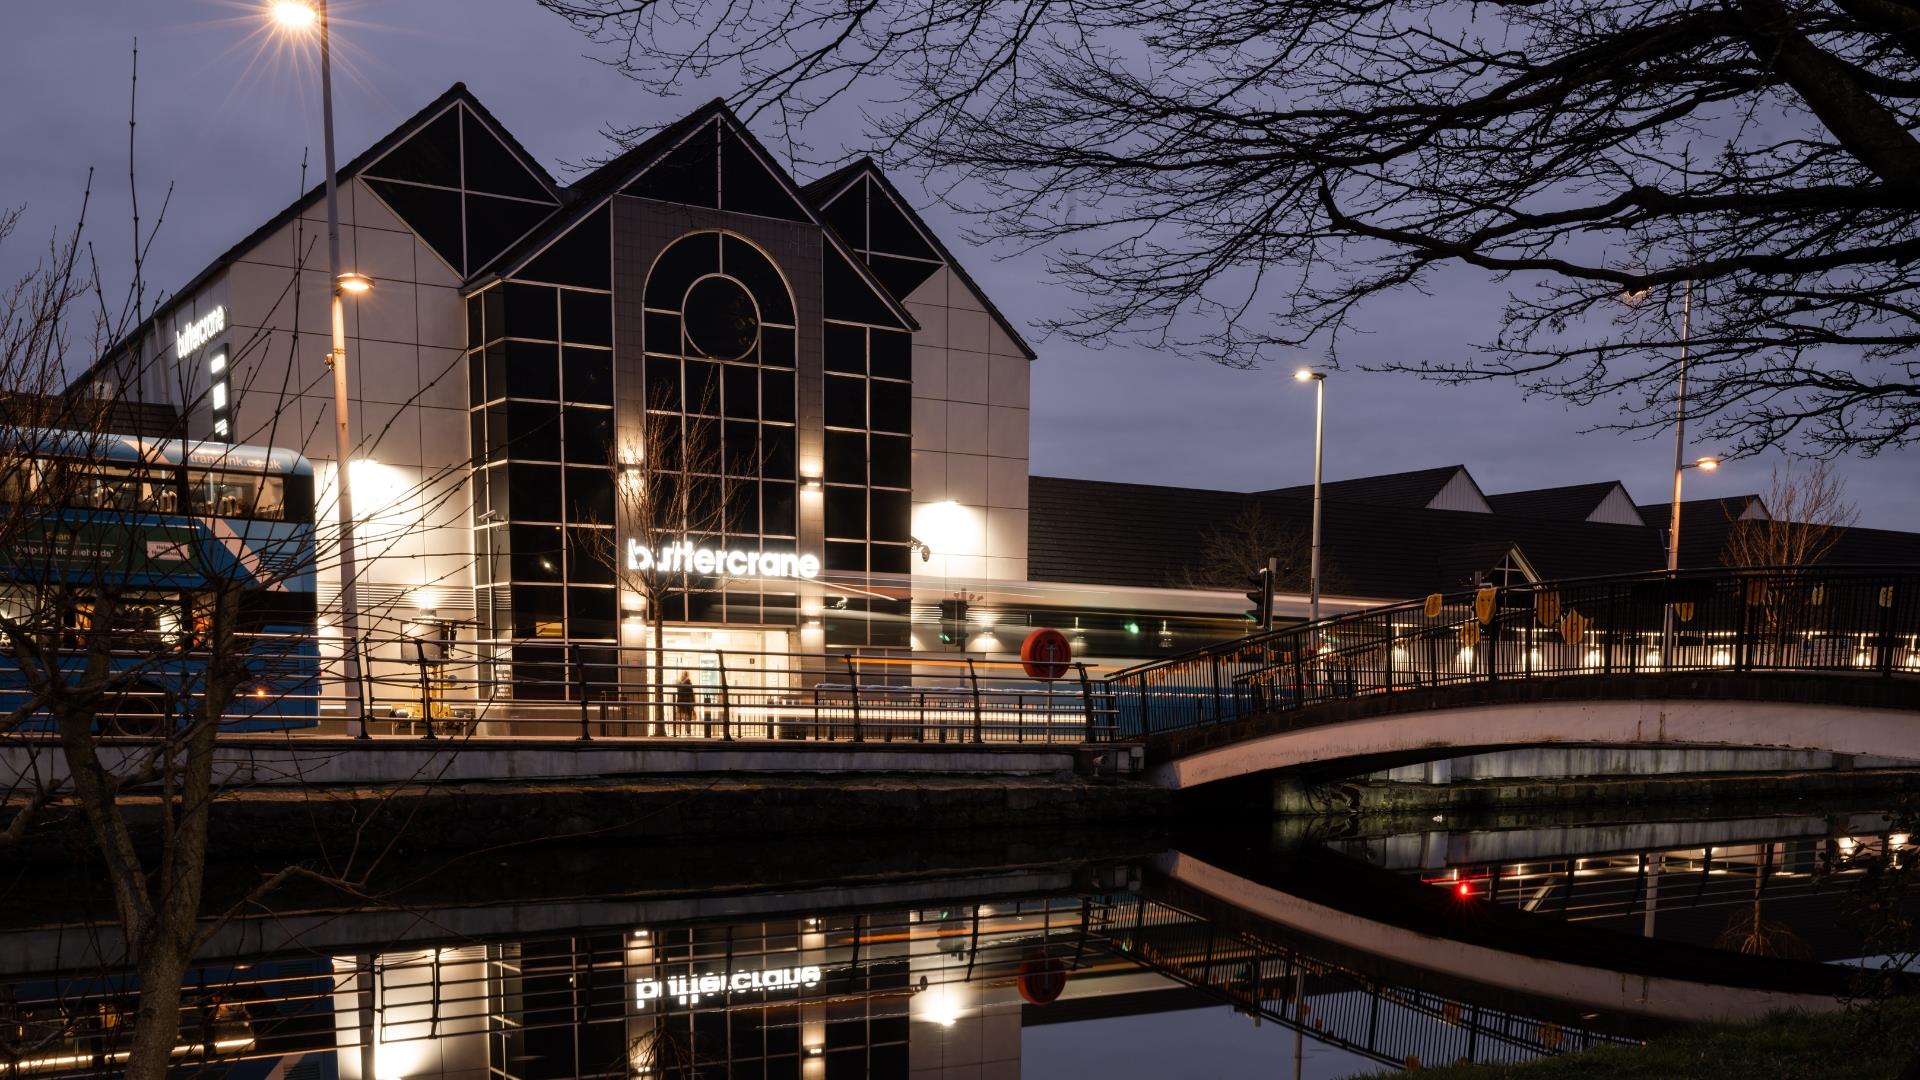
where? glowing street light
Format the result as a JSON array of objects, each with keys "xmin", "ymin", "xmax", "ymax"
[
  {"xmin": 269, "ymin": 0, "xmax": 373, "ymax": 734},
  {"xmin": 1295, "ymin": 368, "xmax": 1327, "ymax": 623},
  {"xmin": 270, "ymin": 1, "xmax": 318, "ymax": 28}
]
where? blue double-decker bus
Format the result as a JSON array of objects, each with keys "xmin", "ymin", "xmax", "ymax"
[{"xmin": 0, "ymin": 429, "xmax": 319, "ymax": 733}]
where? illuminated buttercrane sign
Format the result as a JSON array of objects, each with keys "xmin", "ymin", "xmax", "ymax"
[
  {"xmin": 635, "ymin": 965, "xmax": 823, "ymax": 1008},
  {"xmin": 627, "ymin": 539, "xmax": 820, "ymax": 580},
  {"xmin": 175, "ymin": 305, "xmax": 226, "ymax": 357}
]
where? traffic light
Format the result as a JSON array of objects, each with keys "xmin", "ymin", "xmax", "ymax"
[
  {"xmin": 1243, "ymin": 557, "xmax": 1276, "ymax": 630},
  {"xmin": 938, "ymin": 598, "xmax": 969, "ymax": 645}
]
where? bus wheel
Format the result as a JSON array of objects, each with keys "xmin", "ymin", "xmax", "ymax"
[{"xmin": 104, "ymin": 693, "xmax": 167, "ymax": 737}]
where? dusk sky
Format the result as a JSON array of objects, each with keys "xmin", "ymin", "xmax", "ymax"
[{"xmin": 5, "ymin": 0, "xmax": 1915, "ymax": 530}]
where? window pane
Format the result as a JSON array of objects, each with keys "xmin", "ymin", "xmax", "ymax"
[
  {"xmin": 760, "ymin": 325, "xmax": 795, "ymax": 368},
  {"xmin": 503, "ymin": 283, "xmax": 559, "ymax": 340},
  {"xmin": 507, "ymin": 464, "xmax": 564, "ymax": 522},
  {"xmin": 761, "ymin": 426, "xmax": 795, "ymax": 479},
  {"xmin": 825, "ymin": 486, "xmax": 866, "ymax": 540},
  {"xmin": 560, "ymin": 290, "xmax": 612, "ymax": 347},
  {"xmin": 568, "ymin": 587, "xmax": 617, "ymax": 639},
  {"xmin": 723, "ymin": 420, "xmax": 759, "ymax": 476},
  {"xmin": 761, "ymin": 369, "xmax": 794, "ymax": 422},
  {"xmin": 644, "ymin": 310, "xmax": 681, "ymax": 355},
  {"xmin": 825, "ymin": 323, "xmax": 865, "ymax": 374},
  {"xmin": 504, "ymin": 340, "xmax": 559, "ymax": 400},
  {"xmin": 726, "ymin": 479, "xmax": 760, "ymax": 535},
  {"xmin": 869, "ymin": 380, "xmax": 909, "ymax": 434},
  {"xmin": 870, "ymin": 329, "xmax": 912, "ymax": 381},
  {"xmin": 565, "ymin": 466, "xmax": 614, "ymax": 525},
  {"xmin": 566, "ymin": 527, "xmax": 615, "ymax": 584},
  {"xmin": 685, "ymin": 360, "xmax": 720, "ymax": 414},
  {"xmin": 510, "ymin": 524, "xmax": 564, "ymax": 582},
  {"xmin": 870, "ymin": 543, "xmax": 911, "ymax": 576},
  {"xmin": 825, "ymin": 541, "xmax": 865, "ymax": 573},
  {"xmin": 762, "ymin": 482, "xmax": 795, "ymax": 536},
  {"xmin": 870, "ymin": 490, "xmax": 910, "ymax": 543},
  {"xmin": 563, "ymin": 408, "xmax": 613, "ymax": 464},
  {"xmin": 563, "ymin": 347, "xmax": 613, "ymax": 406},
  {"xmin": 468, "ymin": 350, "xmax": 486, "ymax": 405},
  {"xmin": 505, "ymin": 401, "xmax": 562, "ymax": 460},
  {"xmin": 870, "ymin": 435, "xmax": 910, "ymax": 489},
  {"xmin": 645, "ymin": 357, "xmax": 681, "ymax": 412},
  {"xmin": 722, "ymin": 363, "xmax": 758, "ymax": 419},
  {"xmin": 825, "ymin": 375, "xmax": 865, "ymax": 428},
  {"xmin": 824, "ymin": 432, "xmax": 865, "ymax": 485}
]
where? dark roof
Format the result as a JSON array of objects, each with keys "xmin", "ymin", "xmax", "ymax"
[
  {"xmin": 800, "ymin": 158, "xmax": 1036, "ymax": 360},
  {"xmin": 470, "ymin": 102, "xmax": 920, "ymax": 333},
  {"xmin": 1486, "ymin": 482, "xmax": 1627, "ymax": 522},
  {"xmin": 1029, "ymin": 475, "xmax": 1667, "ymax": 599},
  {"xmin": 71, "ymin": 84, "xmax": 545, "ymax": 394},
  {"xmin": 1636, "ymin": 496, "xmax": 1767, "ymax": 529},
  {"xmin": 1260, "ymin": 465, "xmax": 1474, "ymax": 509}
]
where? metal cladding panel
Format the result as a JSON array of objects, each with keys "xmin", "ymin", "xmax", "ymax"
[{"xmin": 1425, "ymin": 468, "xmax": 1492, "ymax": 513}]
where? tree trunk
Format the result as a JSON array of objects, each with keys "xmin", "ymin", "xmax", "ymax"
[
  {"xmin": 124, "ymin": 952, "xmax": 188, "ymax": 1079},
  {"xmin": 652, "ymin": 614, "xmax": 665, "ymax": 737}
]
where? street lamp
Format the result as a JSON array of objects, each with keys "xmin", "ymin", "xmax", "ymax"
[
  {"xmin": 272, "ymin": 0, "xmax": 371, "ymax": 732},
  {"xmin": 1294, "ymin": 368, "xmax": 1327, "ymax": 624}
]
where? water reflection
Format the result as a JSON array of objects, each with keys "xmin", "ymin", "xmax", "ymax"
[{"xmin": 2, "ymin": 807, "xmax": 1910, "ymax": 1078}]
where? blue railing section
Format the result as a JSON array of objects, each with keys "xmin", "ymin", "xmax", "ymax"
[{"xmin": 1101, "ymin": 566, "xmax": 1920, "ymax": 741}]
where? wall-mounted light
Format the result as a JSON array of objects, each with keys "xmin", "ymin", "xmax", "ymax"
[
  {"xmin": 801, "ymin": 476, "xmax": 824, "ymax": 492},
  {"xmin": 336, "ymin": 271, "xmax": 375, "ymax": 294}
]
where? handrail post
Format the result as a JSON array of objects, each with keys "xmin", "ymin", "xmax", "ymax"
[
  {"xmin": 1210, "ymin": 652, "xmax": 1225, "ymax": 723},
  {"xmin": 967, "ymin": 658, "xmax": 984, "ymax": 743},
  {"xmin": 1878, "ymin": 580, "xmax": 1899, "ymax": 676},
  {"xmin": 843, "ymin": 654, "xmax": 862, "ymax": 742},
  {"xmin": 573, "ymin": 643, "xmax": 591, "ymax": 742},
  {"xmin": 415, "ymin": 639, "xmax": 436, "ymax": 741},
  {"xmin": 716, "ymin": 649, "xmax": 732, "ymax": 740},
  {"xmin": 1075, "ymin": 662, "xmax": 1096, "ymax": 743}
]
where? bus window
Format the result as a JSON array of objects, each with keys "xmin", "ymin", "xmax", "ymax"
[
  {"xmin": 254, "ymin": 476, "xmax": 286, "ymax": 520},
  {"xmin": 191, "ymin": 472, "xmax": 261, "ymax": 518}
]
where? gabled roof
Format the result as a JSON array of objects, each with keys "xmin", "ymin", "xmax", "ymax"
[
  {"xmin": 802, "ymin": 158, "xmax": 1036, "ymax": 360},
  {"xmin": 1028, "ymin": 475, "xmax": 1663, "ymax": 600},
  {"xmin": 72, "ymin": 84, "xmax": 550, "ymax": 394},
  {"xmin": 1636, "ymin": 495, "xmax": 1770, "ymax": 528},
  {"xmin": 1260, "ymin": 465, "xmax": 1488, "ymax": 512},
  {"xmin": 1488, "ymin": 481, "xmax": 1637, "ymax": 524},
  {"xmin": 470, "ymin": 101, "xmax": 919, "ymax": 333}
]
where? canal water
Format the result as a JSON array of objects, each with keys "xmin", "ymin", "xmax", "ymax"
[{"xmin": 0, "ymin": 801, "xmax": 1907, "ymax": 1078}]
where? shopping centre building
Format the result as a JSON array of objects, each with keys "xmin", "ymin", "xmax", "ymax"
[{"xmin": 75, "ymin": 83, "xmax": 1920, "ymax": 707}]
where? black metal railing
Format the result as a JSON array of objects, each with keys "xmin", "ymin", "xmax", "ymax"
[{"xmin": 1103, "ymin": 565, "xmax": 1920, "ymax": 742}]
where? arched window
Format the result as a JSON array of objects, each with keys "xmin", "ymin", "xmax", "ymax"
[{"xmin": 641, "ymin": 232, "xmax": 800, "ymax": 626}]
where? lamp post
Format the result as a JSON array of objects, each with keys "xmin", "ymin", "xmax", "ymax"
[
  {"xmin": 272, "ymin": 0, "xmax": 371, "ymax": 731},
  {"xmin": 1294, "ymin": 368, "xmax": 1327, "ymax": 624}
]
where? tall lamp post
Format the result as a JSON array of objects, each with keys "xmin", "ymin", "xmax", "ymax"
[
  {"xmin": 1294, "ymin": 368, "xmax": 1327, "ymax": 624},
  {"xmin": 272, "ymin": 0, "xmax": 372, "ymax": 730}
]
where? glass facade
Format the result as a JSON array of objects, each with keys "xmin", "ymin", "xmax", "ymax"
[
  {"xmin": 641, "ymin": 230, "xmax": 800, "ymax": 627},
  {"xmin": 462, "ymin": 111, "xmax": 933, "ymax": 695},
  {"xmin": 468, "ymin": 210, "xmax": 617, "ymax": 699}
]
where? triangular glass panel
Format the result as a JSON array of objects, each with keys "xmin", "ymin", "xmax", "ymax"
[
  {"xmin": 719, "ymin": 125, "xmax": 810, "ymax": 221},
  {"xmin": 466, "ymin": 193, "xmax": 556, "ymax": 275},
  {"xmin": 366, "ymin": 178, "xmax": 463, "ymax": 271},
  {"xmin": 520, "ymin": 206, "xmax": 612, "ymax": 289},
  {"xmin": 365, "ymin": 106, "xmax": 461, "ymax": 188},
  {"xmin": 868, "ymin": 253, "xmax": 940, "ymax": 301},
  {"xmin": 819, "ymin": 175, "xmax": 867, "ymax": 250},
  {"xmin": 866, "ymin": 182, "xmax": 938, "ymax": 261},
  {"xmin": 822, "ymin": 246, "xmax": 907, "ymax": 328},
  {"xmin": 463, "ymin": 107, "xmax": 552, "ymax": 202},
  {"xmin": 625, "ymin": 120, "xmax": 719, "ymax": 208}
]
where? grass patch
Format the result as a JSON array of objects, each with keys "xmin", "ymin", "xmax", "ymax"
[{"xmin": 1344, "ymin": 997, "xmax": 1920, "ymax": 1079}]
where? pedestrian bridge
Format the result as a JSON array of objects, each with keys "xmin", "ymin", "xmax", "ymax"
[{"xmin": 1101, "ymin": 566, "xmax": 1920, "ymax": 789}]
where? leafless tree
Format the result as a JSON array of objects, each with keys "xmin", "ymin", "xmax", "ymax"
[
  {"xmin": 1171, "ymin": 503, "xmax": 1315, "ymax": 594},
  {"xmin": 1724, "ymin": 459, "xmax": 1860, "ymax": 567},
  {"xmin": 584, "ymin": 386, "xmax": 725, "ymax": 733},
  {"xmin": 545, "ymin": 0, "xmax": 1920, "ymax": 458}
]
